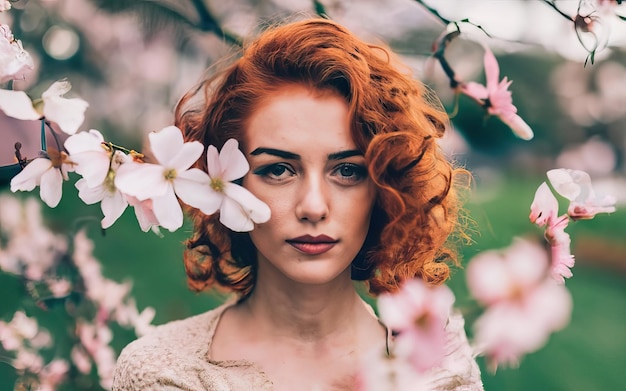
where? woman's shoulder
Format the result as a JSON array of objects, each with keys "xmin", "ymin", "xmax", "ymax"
[{"xmin": 111, "ymin": 304, "xmax": 227, "ymax": 390}]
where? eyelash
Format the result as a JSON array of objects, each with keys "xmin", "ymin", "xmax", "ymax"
[
  {"xmin": 253, "ymin": 162, "xmax": 367, "ymax": 184},
  {"xmin": 331, "ymin": 163, "xmax": 368, "ymax": 184},
  {"xmin": 253, "ymin": 163, "xmax": 296, "ymax": 182}
]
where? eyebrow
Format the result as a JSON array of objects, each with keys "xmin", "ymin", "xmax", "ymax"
[{"xmin": 249, "ymin": 147, "xmax": 363, "ymax": 161}]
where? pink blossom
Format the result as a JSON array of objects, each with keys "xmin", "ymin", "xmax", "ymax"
[
  {"xmin": 377, "ymin": 279, "xmax": 455, "ymax": 373},
  {"xmin": 197, "ymin": 138, "xmax": 271, "ymax": 232},
  {"xmin": 547, "ymin": 168, "xmax": 616, "ymax": 220},
  {"xmin": 0, "ymin": 80, "xmax": 88, "ymax": 134},
  {"xmin": 38, "ymin": 359, "xmax": 69, "ymax": 391},
  {"xmin": 0, "ymin": 1, "xmax": 11, "ymax": 12},
  {"xmin": 529, "ymin": 182, "xmax": 559, "ymax": 227},
  {"xmin": 467, "ymin": 239, "xmax": 572, "ymax": 369},
  {"xmin": 460, "ymin": 46, "xmax": 533, "ymax": 140},
  {"xmin": 70, "ymin": 345, "xmax": 92, "ymax": 374},
  {"xmin": 0, "ymin": 312, "xmax": 36, "ymax": 351},
  {"xmin": 125, "ymin": 195, "xmax": 160, "ymax": 233},
  {"xmin": 114, "ymin": 298, "xmax": 156, "ymax": 337},
  {"xmin": 66, "ymin": 129, "xmax": 131, "ymax": 228},
  {"xmin": 0, "ymin": 24, "xmax": 33, "ymax": 83},
  {"xmin": 77, "ymin": 322, "xmax": 116, "ymax": 389},
  {"xmin": 545, "ymin": 216, "xmax": 575, "ymax": 284},
  {"xmin": 12, "ymin": 349, "xmax": 44, "ymax": 372},
  {"xmin": 115, "ymin": 126, "xmax": 209, "ymax": 231}
]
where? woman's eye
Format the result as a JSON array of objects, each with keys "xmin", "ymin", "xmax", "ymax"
[
  {"xmin": 333, "ymin": 163, "xmax": 367, "ymax": 183},
  {"xmin": 253, "ymin": 163, "xmax": 296, "ymax": 181}
]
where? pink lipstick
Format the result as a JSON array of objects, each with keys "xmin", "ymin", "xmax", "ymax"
[{"xmin": 286, "ymin": 235, "xmax": 338, "ymax": 255}]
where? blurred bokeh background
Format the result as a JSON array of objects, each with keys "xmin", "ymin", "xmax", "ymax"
[{"xmin": 1, "ymin": 0, "xmax": 625, "ymax": 390}]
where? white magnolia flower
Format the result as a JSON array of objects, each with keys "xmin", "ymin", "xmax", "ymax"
[
  {"xmin": 66, "ymin": 129, "xmax": 130, "ymax": 228},
  {"xmin": 0, "ymin": 80, "xmax": 88, "ymax": 134},
  {"xmin": 10, "ymin": 151, "xmax": 74, "ymax": 208},
  {"xmin": 0, "ymin": 24, "xmax": 33, "ymax": 83},
  {"xmin": 196, "ymin": 138, "xmax": 271, "ymax": 232},
  {"xmin": 115, "ymin": 125, "xmax": 210, "ymax": 232}
]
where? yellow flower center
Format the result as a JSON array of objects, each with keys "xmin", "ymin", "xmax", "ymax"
[
  {"xmin": 164, "ymin": 168, "xmax": 177, "ymax": 181},
  {"xmin": 210, "ymin": 178, "xmax": 224, "ymax": 192}
]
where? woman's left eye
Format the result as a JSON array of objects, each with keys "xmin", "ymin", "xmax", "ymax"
[{"xmin": 332, "ymin": 163, "xmax": 367, "ymax": 183}]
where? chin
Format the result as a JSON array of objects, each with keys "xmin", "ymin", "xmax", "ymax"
[{"xmin": 277, "ymin": 261, "xmax": 352, "ymax": 286}]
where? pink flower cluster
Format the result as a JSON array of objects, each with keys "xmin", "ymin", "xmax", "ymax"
[
  {"xmin": 459, "ymin": 46, "xmax": 534, "ymax": 141},
  {"xmin": 530, "ymin": 168, "xmax": 616, "ymax": 283},
  {"xmin": 6, "ymin": 120, "xmax": 271, "ymax": 232},
  {"xmin": 466, "ymin": 238, "xmax": 572, "ymax": 370},
  {"xmin": 0, "ymin": 195, "xmax": 156, "ymax": 390}
]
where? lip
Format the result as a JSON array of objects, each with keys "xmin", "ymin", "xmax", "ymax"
[{"xmin": 286, "ymin": 235, "xmax": 338, "ymax": 255}]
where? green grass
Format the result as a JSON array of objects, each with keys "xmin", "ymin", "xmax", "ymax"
[{"xmin": 1, "ymin": 173, "xmax": 625, "ymax": 390}]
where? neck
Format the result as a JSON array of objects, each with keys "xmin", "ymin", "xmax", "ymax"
[{"xmin": 240, "ymin": 266, "xmax": 371, "ymax": 342}]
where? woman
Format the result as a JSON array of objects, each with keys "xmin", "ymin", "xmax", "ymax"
[{"xmin": 112, "ymin": 18, "xmax": 482, "ymax": 390}]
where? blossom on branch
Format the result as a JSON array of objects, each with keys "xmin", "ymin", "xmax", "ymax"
[
  {"xmin": 547, "ymin": 168, "xmax": 616, "ymax": 220},
  {"xmin": 0, "ymin": 80, "xmax": 88, "ymax": 134},
  {"xmin": 377, "ymin": 279, "xmax": 455, "ymax": 373},
  {"xmin": 0, "ymin": 24, "xmax": 33, "ymax": 83},
  {"xmin": 530, "ymin": 180, "xmax": 576, "ymax": 283},
  {"xmin": 66, "ymin": 129, "xmax": 131, "ymax": 228},
  {"xmin": 460, "ymin": 46, "xmax": 534, "ymax": 140},
  {"xmin": 467, "ymin": 238, "xmax": 572, "ymax": 370},
  {"xmin": 197, "ymin": 138, "xmax": 271, "ymax": 232},
  {"xmin": 114, "ymin": 125, "xmax": 209, "ymax": 231},
  {"xmin": 10, "ymin": 149, "xmax": 75, "ymax": 208}
]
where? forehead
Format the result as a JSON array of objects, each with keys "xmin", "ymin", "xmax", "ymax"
[{"xmin": 244, "ymin": 84, "xmax": 355, "ymax": 154}]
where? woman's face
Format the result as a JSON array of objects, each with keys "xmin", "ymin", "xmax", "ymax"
[{"xmin": 243, "ymin": 84, "xmax": 376, "ymax": 286}]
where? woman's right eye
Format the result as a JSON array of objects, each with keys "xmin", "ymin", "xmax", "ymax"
[{"xmin": 253, "ymin": 163, "xmax": 296, "ymax": 181}]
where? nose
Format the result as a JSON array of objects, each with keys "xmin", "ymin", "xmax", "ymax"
[{"xmin": 295, "ymin": 174, "xmax": 329, "ymax": 223}]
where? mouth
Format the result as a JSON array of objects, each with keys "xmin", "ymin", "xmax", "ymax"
[{"xmin": 286, "ymin": 235, "xmax": 338, "ymax": 255}]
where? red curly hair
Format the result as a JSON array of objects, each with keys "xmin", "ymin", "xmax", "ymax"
[{"xmin": 175, "ymin": 18, "xmax": 467, "ymax": 297}]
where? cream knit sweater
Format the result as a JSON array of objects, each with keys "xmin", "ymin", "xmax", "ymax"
[{"xmin": 112, "ymin": 302, "xmax": 483, "ymax": 390}]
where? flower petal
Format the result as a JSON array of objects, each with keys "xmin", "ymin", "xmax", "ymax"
[
  {"xmin": 100, "ymin": 191, "xmax": 128, "ymax": 229},
  {"xmin": 223, "ymin": 182, "xmax": 271, "ymax": 225},
  {"xmin": 483, "ymin": 46, "xmax": 500, "ymax": 91},
  {"xmin": 175, "ymin": 169, "xmax": 221, "ymax": 215},
  {"xmin": 126, "ymin": 196, "xmax": 159, "ymax": 232},
  {"xmin": 206, "ymin": 144, "xmax": 221, "ymax": 179},
  {"xmin": 460, "ymin": 82, "xmax": 488, "ymax": 101},
  {"xmin": 10, "ymin": 158, "xmax": 52, "ymax": 192},
  {"xmin": 69, "ymin": 151, "xmax": 110, "ymax": 188},
  {"xmin": 499, "ymin": 114, "xmax": 534, "ymax": 140},
  {"xmin": 219, "ymin": 139, "xmax": 250, "ymax": 181},
  {"xmin": 529, "ymin": 182, "xmax": 559, "ymax": 227},
  {"xmin": 546, "ymin": 169, "xmax": 584, "ymax": 202},
  {"xmin": 64, "ymin": 129, "xmax": 105, "ymax": 154},
  {"xmin": 42, "ymin": 81, "xmax": 88, "ymax": 135},
  {"xmin": 148, "ymin": 126, "xmax": 184, "ymax": 166},
  {"xmin": 115, "ymin": 162, "xmax": 168, "ymax": 201},
  {"xmin": 39, "ymin": 167, "xmax": 63, "ymax": 207},
  {"xmin": 75, "ymin": 178, "xmax": 105, "ymax": 204},
  {"xmin": 218, "ymin": 196, "xmax": 254, "ymax": 232},
  {"xmin": 168, "ymin": 141, "xmax": 204, "ymax": 171},
  {"xmin": 151, "ymin": 187, "xmax": 183, "ymax": 232},
  {"xmin": 0, "ymin": 89, "xmax": 41, "ymax": 120}
]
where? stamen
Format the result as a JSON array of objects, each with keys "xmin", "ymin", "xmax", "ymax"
[
  {"xmin": 211, "ymin": 178, "xmax": 224, "ymax": 192},
  {"xmin": 164, "ymin": 168, "xmax": 177, "ymax": 181}
]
